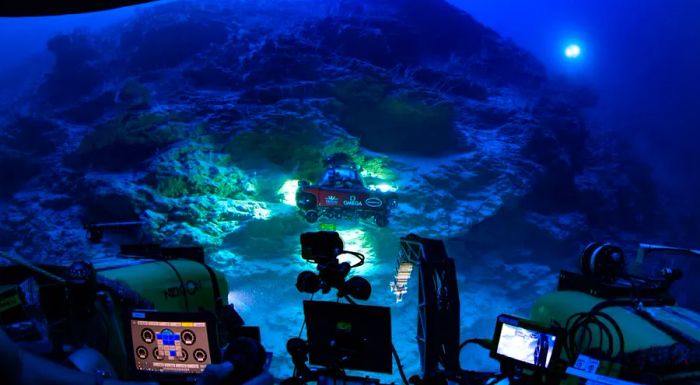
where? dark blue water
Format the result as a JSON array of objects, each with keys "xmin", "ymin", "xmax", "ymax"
[{"xmin": 460, "ymin": 0, "xmax": 700, "ymax": 210}]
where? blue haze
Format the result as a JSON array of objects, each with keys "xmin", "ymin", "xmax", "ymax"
[{"xmin": 453, "ymin": 0, "xmax": 700, "ymax": 220}]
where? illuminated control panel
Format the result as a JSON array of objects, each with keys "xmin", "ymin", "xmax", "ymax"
[{"xmin": 130, "ymin": 318, "xmax": 212, "ymax": 374}]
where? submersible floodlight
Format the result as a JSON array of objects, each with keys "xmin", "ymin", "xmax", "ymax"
[{"xmin": 565, "ymin": 44, "xmax": 582, "ymax": 59}]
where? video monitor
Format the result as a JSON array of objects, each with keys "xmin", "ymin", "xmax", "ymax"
[
  {"xmin": 128, "ymin": 311, "xmax": 219, "ymax": 376},
  {"xmin": 491, "ymin": 314, "xmax": 563, "ymax": 370},
  {"xmin": 303, "ymin": 300, "xmax": 393, "ymax": 374}
]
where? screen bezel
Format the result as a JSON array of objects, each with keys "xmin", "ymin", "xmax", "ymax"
[
  {"xmin": 125, "ymin": 310, "xmax": 221, "ymax": 380},
  {"xmin": 490, "ymin": 314, "xmax": 564, "ymax": 371}
]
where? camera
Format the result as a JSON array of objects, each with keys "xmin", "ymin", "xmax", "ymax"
[
  {"xmin": 284, "ymin": 232, "xmax": 395, "ymax": 385},
  {"xmin": 296, "ymin": 232, "xmax": 370, "ymax": 301},
  {"xmin": 300, "ymin": 232, "xmax": 344, "ymax": 264}
]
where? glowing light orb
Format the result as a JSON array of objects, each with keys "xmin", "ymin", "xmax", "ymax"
[
  {"xmin": 564, "ymin": 44, "xmax": 581, "ymax": 59},
  {"xmin": 368, "ymin": 183, "xmax": 398, "ymax": 193},
  {"xmin": 278, "ymin": 179, "xmax": 299, "ymax": 206}
]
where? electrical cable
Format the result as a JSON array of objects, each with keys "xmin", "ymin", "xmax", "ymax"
[
  {"xmin": 485, "ymin": 374, "xmax": 507, "ymax": 385},
  {"xmin": 458, "ymin": 338, "xmax": 491, "ymax": 355},
  {"xmin": 391, "ymin": 343, "xmax": 410, "ymax": 385},
  {"xmin": 162, "ymin": 260, "xmax": 190, "ymax": 312},
  {"xmin": 199, "ymin": 260, "xmax": 224, "ymax": 312},
  {"xmin": 337, "ymin": 250, "xmax": 365, "ymax": 268},
  {"xmin": 565, "ymin": 300, "xmax": 627, "ymax": 363},
  {"xmin": 298, "ymin": 293, "xmax": 314, "ymax": 338},
  {"xmin": 297, "ymin": 320, "xmax": 306, "ymax": 340}
]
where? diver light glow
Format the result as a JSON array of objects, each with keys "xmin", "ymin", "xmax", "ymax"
[
  {"xmin": 564, "ymin": 44, "xmax": 581, "ymax": 59},
  {"xmin": 278, "ymin": 179, "xmax": 299, "ymax": 206}
]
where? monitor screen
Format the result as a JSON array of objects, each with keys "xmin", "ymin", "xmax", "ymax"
[
  {"xmin": 303, "ymin": 301, "xmax": 393, "ymax": 374},
  {"xmin": 129, "ymin": 311, "xmax": 215, "ymax": 375},
  {"xmin": 492, "ymin": 315, "xmax": 560, "ymax": 369}
]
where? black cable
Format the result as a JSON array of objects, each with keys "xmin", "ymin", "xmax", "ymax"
[
  {"xmin": 458, "ymin": 338, "xmax": 490, "ymax": 355},
  {"xmin": 581, "ymin": 321, "xmax": 593, "ymax": 355},
  {"xmin": 162, "ymin": 260, "xmax": 189, "ymax": 312},
  {"xmin": 298, "ymin": 293, "xmax": 314, "ymax": 338},
  {"xmin": 596, "ymin": 311, "xmax": 625, "ymax": 360},
  {"xmin": 565, "ymin": 302, "xmax": 627, "ymax": 362},
  {"xmin": 297, "ymin": 320, "xmax": 306, "ymax": 340},
  {"xmin": 337, "ymin": 250, "xmax": 365, "ymax": 268},
  {"xmin": 567, "ymin": 312, "xmax": 608, "ymax": 360},
  {"xmin": 199, "ymin": 260, "xmax": 224, "ymax": 312},
  {"xmin": 391, "ymin": 343, "xmax": 410, "ymax": 385},
  {"xmin": 566, "ymin": 312, "xmax": 591, "ymax": 360},
  {"xmin": 485, "ymin": 374, "xmax": 507, "ymax": 385},
  {"xmin": 567, "ymin": 313, "xmax": 589, "ymax": 359}
]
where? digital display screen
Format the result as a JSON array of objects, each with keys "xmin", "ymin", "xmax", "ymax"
[
  {"xmin": 496, "ymin": 322, "xmax": 558, "ymax": 368},
  {"xmin": 130, "ymin": 318, "xmax": 212, "ymax": 374},
  {"xmin": 304, "ymin": 301, "xmax": 393, "ymax": 374}
]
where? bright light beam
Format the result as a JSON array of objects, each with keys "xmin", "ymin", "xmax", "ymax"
[
  {"xmin": 278, "ymin": 179, "xmax": 299, "ymax": 206},
  {"xmin": 368, "ymin": 183, "xmax": 398, "ymax": 193}
]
